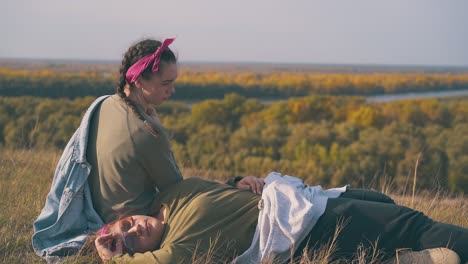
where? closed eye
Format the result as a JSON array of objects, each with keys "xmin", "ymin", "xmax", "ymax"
[
  {"xmin": 162, "ymin": 78, "xmax": 176, "ymax": 84},
  {"xmin": 121, "ymin": 216, "xmax": 134, "ymax": 232}
]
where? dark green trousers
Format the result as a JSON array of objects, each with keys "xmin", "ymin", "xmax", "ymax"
[{"xmin": 295, "ymin": 189, "xmax": 468, "ymax": 262}]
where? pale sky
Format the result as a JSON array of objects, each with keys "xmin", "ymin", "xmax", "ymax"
[{"xmin": 1, "ymin": 0, "xmax": 468, "ymax": 66}]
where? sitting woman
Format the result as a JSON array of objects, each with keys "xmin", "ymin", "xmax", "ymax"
[{"xmin": 93, "ymin": 175, "xmax": 467, "ymax": 263}]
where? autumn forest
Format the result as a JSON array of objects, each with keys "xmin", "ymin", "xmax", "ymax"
[{"xmin": 1, "ymin": 62, "xmax": 468, "ymax": 193}]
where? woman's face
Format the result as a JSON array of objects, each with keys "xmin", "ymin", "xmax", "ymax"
[
  {"xmin": 107, "ymin": 215, "xmax": 165, "ymax": 253},
  {"xmin": 139, "ymin": 62, "xmax": 178, "ymax": 106}
]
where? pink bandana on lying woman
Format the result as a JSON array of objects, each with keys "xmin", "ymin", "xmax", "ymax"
[
  {"xmin": 125, "ymin": 38, "xmax": 175, "ymax": 84},
  {"xmin": 99, "ymin": 223, "xmax": 111, "ymax": 236}
]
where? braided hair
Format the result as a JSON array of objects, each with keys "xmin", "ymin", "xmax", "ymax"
[{"xmin": 116, "ymin": 39, "xmax": 177, "ymax": 120}]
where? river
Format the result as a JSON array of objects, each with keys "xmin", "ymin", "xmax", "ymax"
[
  {"xmin": 365, "ymin": 89, "xmax": 468, "ymax": 102},
  {"xmin": 173, "ymin": 89, "xmax": 468, "ymax": 107}
]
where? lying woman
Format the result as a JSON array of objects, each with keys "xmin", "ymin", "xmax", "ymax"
[{"xmin": 93, "ymin": 174, "xmax": 467, "ymax": 263}]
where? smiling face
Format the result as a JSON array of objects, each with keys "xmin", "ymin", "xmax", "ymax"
[
  {"xmin": 138, "ymin": 62, "xmax": 178, "ymax": 106},
  {"xmin": 106, "ymin": 215, "xmax": 166, "ymax": 254}
]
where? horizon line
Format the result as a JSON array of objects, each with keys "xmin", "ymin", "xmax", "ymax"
[{"xmin": 1, "ymin": 56, "xmax": 468, "ymax": 70}]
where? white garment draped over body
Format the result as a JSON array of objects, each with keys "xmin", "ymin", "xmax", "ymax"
[{"xmin": 234, "ymin": 172, "xmax": 347, "ymax": 264}]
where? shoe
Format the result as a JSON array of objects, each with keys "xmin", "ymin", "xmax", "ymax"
[{"xmin": 383, "ymin": 248, "xmax": 460, "ymax": 264}]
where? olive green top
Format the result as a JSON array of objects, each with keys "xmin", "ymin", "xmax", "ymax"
[
  {"xmin": 87, "ymin": 95, "xmax": 183, "ymax": 222},
  {"xmin": 113, "ymin": 178, "xmax": 260, "ymax": 264}
]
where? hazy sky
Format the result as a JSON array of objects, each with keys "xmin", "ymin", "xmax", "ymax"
[{"xmin": 2, "ymin": 0, "xmax": 468, "ymax": 66}]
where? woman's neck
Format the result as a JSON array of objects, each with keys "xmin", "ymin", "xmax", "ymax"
[
  {"xmin": 125, "ymin": 88, "xmax": 149, "ymax": 111},
  {"xmin": 124, "ymin": 87, "xmax": 160, "ymax": 121},
  {"xmin": 154, "ymin": 206, "xmax": 167, "ymax": 224}
]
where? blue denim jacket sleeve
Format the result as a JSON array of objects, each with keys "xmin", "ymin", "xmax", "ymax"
[{"xmin": 32, "ymin": 95, "xmax": 110, "ymax": 263}]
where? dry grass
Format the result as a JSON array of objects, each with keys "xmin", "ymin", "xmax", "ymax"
[{"xmin": 0, "ymin": 148, "xmax": 466, "ymax": 264}]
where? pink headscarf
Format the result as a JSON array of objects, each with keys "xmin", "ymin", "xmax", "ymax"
[
  {"xmin": 125, "ymin": 38, "xmax": 175, "ymax": 84},
  {"xmin": 99, "ymin": 223, "xmax": 111, "ymax": 236}
]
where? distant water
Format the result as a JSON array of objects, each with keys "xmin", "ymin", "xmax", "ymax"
[
  {"xmin": 366, "ymin": 89, "xmax": 468, "ymax": 102},
  {"xmin": 175, "ymin": 89, "xmax": 468, "ymax": 107}
]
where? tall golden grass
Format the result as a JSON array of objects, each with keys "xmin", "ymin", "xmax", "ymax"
[{"xmin": 0, "ymin": 149, "xmax": 466, "ymax": 264}]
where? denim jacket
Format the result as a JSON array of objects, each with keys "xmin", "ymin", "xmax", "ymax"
[{"xmin": 32, "ymin": 95, "xmax": 110, "ymax": 263}]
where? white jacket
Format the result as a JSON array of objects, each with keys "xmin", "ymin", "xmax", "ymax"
[{"xmin": 234, "ymin": 172, "xmax": 347, "ymax": 264}]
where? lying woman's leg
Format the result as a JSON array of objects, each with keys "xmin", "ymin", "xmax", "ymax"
[
  {"xmin": 295, "ymin": 198, "xmax": 467, "ymax": 262},
  {"xmin": 339, "ymin": 189, "xmax": 395, "ymax": 204}
]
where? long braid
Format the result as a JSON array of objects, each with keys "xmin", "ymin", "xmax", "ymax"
[
  {"xmin": 116, "ymin": 39, "xmax": 176, "ymax": 121},
  {"xmin": 117, "ymin": 51, "xmax": 145, "ymax": 121}
]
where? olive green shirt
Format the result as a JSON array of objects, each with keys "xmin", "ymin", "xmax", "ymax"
[
  {"xmin": 113, "ymin": 178, "xmax": 260, "ymax": 264},
  {"xmin": 87, "ymin": 95, "xmax": 183, "ymax": 222}
]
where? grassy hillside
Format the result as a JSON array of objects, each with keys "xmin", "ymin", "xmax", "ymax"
[{"xmin": 0, "ymin": 149, "xmax": 466, "ymax": 263}]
